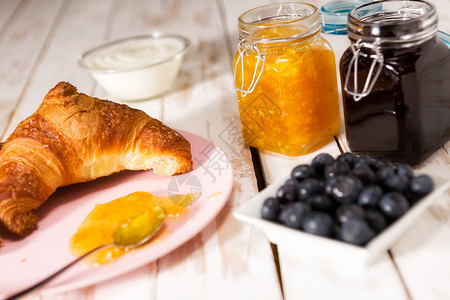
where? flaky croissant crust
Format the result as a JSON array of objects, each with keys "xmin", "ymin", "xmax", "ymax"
[{"xmin": 0, "ymin": 82, "xmax": 192, "ymax": 241}]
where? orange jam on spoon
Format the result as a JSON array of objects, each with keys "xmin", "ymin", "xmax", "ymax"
[{"xmin": 70, "ymin": 191, "xmax": 196, "ymax": 265}]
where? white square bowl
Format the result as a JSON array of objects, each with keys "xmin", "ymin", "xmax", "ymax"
[{"xmin": 234, "ymin": 172, "xmax": 450, "ymax": 268}]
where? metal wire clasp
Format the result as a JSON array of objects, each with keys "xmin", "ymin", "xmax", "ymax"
[
  {"xmin": 233, "ymin": 40, "xmax": 265, "ymax": 97},
  {"xmin": 344, "ymin": 39, "xmax": 384, "ymax": 101}
]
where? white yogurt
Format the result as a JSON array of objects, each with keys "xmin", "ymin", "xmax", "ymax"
[
  {"xmin": 79, "ymin": 34, "xmax": 189, "ymax": 100},
  {"xmin": 85, "ymin": 37, "xmax": 185, "ymax": 70}
]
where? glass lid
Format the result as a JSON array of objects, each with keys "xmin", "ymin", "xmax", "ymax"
[{"xmin": 320, "ymin": 0, "xmax": 372, "ymax": 35}]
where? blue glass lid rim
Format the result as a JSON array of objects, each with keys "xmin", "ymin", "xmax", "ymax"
[
  {"xmin": 437, "ymin": 30, "xmax": 450, "ymax": 46},
  {"xmin": 319, "ymin": 0, "xmax": 450, "ymax": 42},
  {"xmin": 321, "ymin": 28, "xmax": 450, "ymax": 40},
  {"xmin": 320, "ymin": 0, "xmax": 372, "ymax": 29},
  {"xmin": 321, "ymin": 0, "xmax": 372, "ymax": 15}
]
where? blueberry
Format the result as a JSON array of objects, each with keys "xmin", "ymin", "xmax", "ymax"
[
  {"xmin": 339, "ymin": 218, "xmax": 375, "ymax": 245},
  {"xmin": 379, "ymin": 192, "xmax": 410, "ymax": 219},
  {"xmin": 365, "ymin": 209, "xmax": 387, "ymax": 234},
  {"xmin": 325, "ymin": 160, "xmax": 351, "ymax": 178},
  {"xmin": 370, "ymin": 159, "xmax": 388, "ymax": 172},
  {"xmin": 297, "ymin": 178, "xmax": 322, "ymax": 201},
  {"xmin": 358, "ymin": 185, "xmax": 383, "ymax": 207},
  {"xmin": 336, "ymin": 152, "xmax": 357, "ymax": 169},
  {"xmin": 409, "ymin": 175, "xmax": 434, "ymax": 199},
  {"xmin": 278, "ymin": 202, "xmax": 311, "ymax": 229},
  {"xmin": 291, "ymin": 164, "xmax": 316, "ymax": 182},
  {"xmin": 306, "ymin": 193, "xmax": 334, "ymax": 211},
  {"xmin": 311, "ymin": 153, "xmax": 334, "ymax": 177},
  {"xmin": 261, "ymin": 197, "xmax": 281, "ymax": 221},
  {"xmin": 276, "ymin": 183, "xmax": 297, "ymax": 203},
  {"xmin": 375, "ymin": 166, "xmax": 395, "ymax": 186},
  {"xmin": 278, "ymin": 205, "xmax": 290, "ymax": 224},
  {"xmin": 383, "ymin": 159, "xmax": 397, "ymax": 170},
  {"xmin": 329, "ymin": 175, "xmax": 363, "ymax": 203},
  {"xmin": 284, "ymin": 178, "xmax": 300, "ymax": 188},
  {"xmin": 324, "ymin": 176, "xmax": 338, "ymax": 196},
  {"xmin": 384, "ymin": 174, "xmax": 410, "ymax": 193},
  {"xmin": 261, "ymin": 153, "xmax": 423, "ymax": 245},
  {"xmin": 354, "ymin": 154, "xmax": 374, "ymax": 169},
  {"xmin": 302, "ymin": 212, "xmax": 334, "ymax": 237},
  {"xmin": 396, "ymin": 163, "xmax": 414, "ymax": 179},
  {"xmin": 336, "ymin": 203, "xmax": 365, "ymax": 224},
  {"xmin": 351, "ymin": 164, "xmax": 375, "ymax": 185}
]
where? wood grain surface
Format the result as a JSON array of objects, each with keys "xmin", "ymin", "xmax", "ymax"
[{"xmin": 0, "ymin": 0, "xmax": 448, "ymax": 299}]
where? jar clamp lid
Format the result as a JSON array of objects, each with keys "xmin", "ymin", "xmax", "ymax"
[
  {"xmin": 234, "ymin": 42, "xmax": 265, "ymax": 97},
  {"xmin": 343, "ymin": 0, "xmax": 446, "ymax": 101},
  {"xmin": 233, "ymin": 2, "xmax": 320, "ymax": 97}
]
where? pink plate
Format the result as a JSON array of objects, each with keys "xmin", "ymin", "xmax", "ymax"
[{"xmin": 0, "ymin": 130, "xmax": 233, "ymax": 298}]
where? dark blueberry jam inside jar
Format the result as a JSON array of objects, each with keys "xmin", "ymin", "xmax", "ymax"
[{"xmin": 340, "ymin": 0, "xmax": 450, "ymax": 165}]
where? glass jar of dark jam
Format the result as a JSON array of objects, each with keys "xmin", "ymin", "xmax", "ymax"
[{"xmin": 340, "ymin": 0, "xmax": 450, "ymax": 164}]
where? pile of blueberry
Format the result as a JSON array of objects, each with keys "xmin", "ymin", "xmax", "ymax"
[{"xmin": 261, "ymin": 153, "xmax": 434, "ymax": 246}]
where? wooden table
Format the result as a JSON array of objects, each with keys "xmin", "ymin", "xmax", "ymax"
[{"xmin": 0, "ymin": 0, "xmax": 449, "ymax": 299}]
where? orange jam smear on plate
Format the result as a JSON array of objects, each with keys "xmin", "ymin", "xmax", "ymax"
[
  {"xmin": 234, "ymin": 26, "xmax": 341, "ymax": 156},
  {"xmin": 70, "ymin": 191, "xmax": 196, "ymax": 265}
]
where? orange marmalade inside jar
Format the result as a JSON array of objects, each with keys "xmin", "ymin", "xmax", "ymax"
[{"xmin": 233, "ymin": 3, "xmax": 340, "ymax": 156}]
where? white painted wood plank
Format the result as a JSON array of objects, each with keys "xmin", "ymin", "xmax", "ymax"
[
  {"xmin": 1, "ymin": 0, "xmax": 447, "ymax": 299},
  {"xmin": 429, "ymin": 0, "xmax": 450, "ymax": 33},
  {"xmin": 390, "ymin": 190, "xmax": 450, "ymax": 300},
  {"xmin": 101, "ymin": 0, "xmax": 282, "ymax": 299},
  {"xmin": 90, "ymin": 0, "xmax": 166, "ymax": 120},
  {"xmin": 414, "ymin": 142, "xmax": 450, "ymax": 176},
  {"xmin": 220, "ymin": 0, "xmax": 345, "ymax": 183},
  {"xmin": 279, "ymin": 245, "xmax": 409, "ymax": 300},
  {"xmin": 2, "ymin": 0, "xmax": 277, "ymax": 299},
  {"xmin": 390, "ymin": 147, "xmax": 450, "ymax": 300},
  {"xmin": 1, "ymin": 0, "xmax": 113, "ymax": 139},
  {"xmin": 258, "ymin": 141, "xmax": 342, "ymax": 185},
  {"xmin": 0, "ymin": 0, "xmax": 21, "ymax": 33},
  {"xmin": 93, "ymin": 264, "xmax": 156, "ymax": 299},
  {"xmin": 220, "ymin": 1, "xmax": 450, "ymax": 300},
  {"xmin": 72, "ymin": 0, "xmax": 283, "ymax": 299},
  {"xmin": 267, "ymin": 153, "xmax": 411, "ymax": 299},
  {"xmin": 0, "ymin": 1, "xmax": 114, "ymax": 299},
  {"xmin": 334, "ymin": 107, "xmax": 450, "ymax": 300},
  {"xmin": 0, "ymin": 0, "xmax": 64, "ymax": 139},
  {"xmin": 355, "ymin": 1, "xmax": 450, "ymax": 297}
]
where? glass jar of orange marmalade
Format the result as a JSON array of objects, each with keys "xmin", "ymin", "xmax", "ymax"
[{"xmin": 233, "ymin": 2, "xmax": 341, "ymax": 156}]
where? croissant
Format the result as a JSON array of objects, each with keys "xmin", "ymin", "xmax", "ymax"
[{"xmin": 0, "ymin": 82, "xmax": 192, "ymax": 243}]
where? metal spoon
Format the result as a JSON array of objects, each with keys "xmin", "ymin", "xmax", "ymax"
[{"xmin": 7, "ymin": 208, "xmax": 165, "ymax": 300}]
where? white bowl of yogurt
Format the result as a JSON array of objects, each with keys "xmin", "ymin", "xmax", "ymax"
[{"xmin": 79, "ymin": 34, "xmax": 190, "ymax": 100}]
